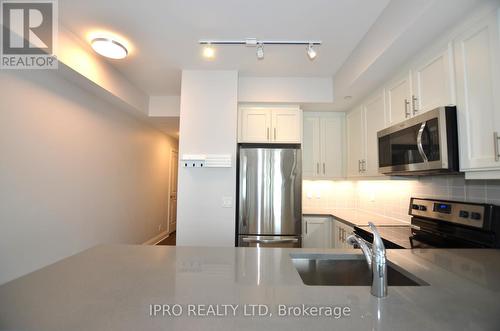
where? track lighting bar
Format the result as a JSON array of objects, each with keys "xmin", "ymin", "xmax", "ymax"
[
  {"xmin": 199, "ymin": 38, "xmax": 321, "ymax": 61},
  {"xmin": 199, "ymin": 39, "xmax": 322, "ymax": 46}
]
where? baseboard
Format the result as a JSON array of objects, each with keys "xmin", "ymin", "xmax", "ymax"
[{"xmin": 142, "ymin": 231, "xmax": 168, "ymax": 245}]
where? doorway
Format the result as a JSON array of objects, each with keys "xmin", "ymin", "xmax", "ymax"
[{"xmin": 168, "ymin": 150, "xmax": 178, "ymax": 236}]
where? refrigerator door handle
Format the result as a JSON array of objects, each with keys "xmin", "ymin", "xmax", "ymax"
[{"xmin": 242, "ymin": 237, "xmax": 299, "ymax": 244}]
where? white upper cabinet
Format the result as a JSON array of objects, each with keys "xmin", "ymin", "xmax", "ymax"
[
  {"xmin": 303, "ymin": 116, "xmax": 321, "ymax": 177},
  {"xmin": 385, "ymin": 72, "xmax": 412, "ymax": 125},
  {"xmin": 346, "ymin": 107, "xmax": 365, "ymax": 177},
  {"xmin": 412, "ymin": 43, "xmax": 456, "ymax": 115},
  {"xmin": 303, "ymin": 112, "xmax": 344, "ymax": 179},
  {"xmin": 239, "ymin": 108, "xmax": 271, "ymax": 143},
  {"xmin": 454, "ymin": 9, "xmax": 500, "ymax": 173},
  {"xmin": 363, "ymin": 92, "xmax": 386, "ymax": 176},
  {"xmin": 346, "ymin": 91, "xmax": 386, "ymax": 178},
  {"xmin": 321, "ymin": 116, "xmax": 344, "ymax": 178},
  {"xmin": 271, "ymin": 108, "xmax": 302, "ymax": 143},
  {"xmin": 238, "ymin": 106, "xmax": 302, "ymax": 143}
]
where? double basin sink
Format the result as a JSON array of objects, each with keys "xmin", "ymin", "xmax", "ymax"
[{"xmin": 291, "ymin": 254, "xmax": 428, "ymax": 286}]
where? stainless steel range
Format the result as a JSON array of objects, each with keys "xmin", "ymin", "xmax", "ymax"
[{"xmin": 409, "ymin": 198, "xmax": 500, "ymax": 248}]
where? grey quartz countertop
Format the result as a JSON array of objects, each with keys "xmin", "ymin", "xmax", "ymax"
[
  {"xmin": 1, "ymin": 245, "xmax": 500, "ymax": 331},
  {"xmin": 303, "ymin": 209, "xmax": 410, "ymax": 227}
]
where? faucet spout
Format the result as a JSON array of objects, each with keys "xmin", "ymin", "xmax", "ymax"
[
  {"xmin": 346, "ymin": 222, "xmax": 388, "ymax": 298},
  {"xmin": 346, "ymin": 234, "xmax": 372, "ymax": 268}
]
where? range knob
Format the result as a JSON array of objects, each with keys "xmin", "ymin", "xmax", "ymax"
[
  {"xmin": 470, "ymin": 212, "xmax": 481, "ymax": 220},
  {"xmin": 459, "ymin": 210, "xmax": 469, "ymax": 218},
  {"xmin": 418, "ymin": 205, "xmax": 427, "ymax": 211}
]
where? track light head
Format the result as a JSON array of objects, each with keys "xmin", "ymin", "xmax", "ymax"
[
  {"xmin": 202, "ymin": 44, "xmax": 215, "ymax": 59},
  {"xmin": 256, "ymin": 43, "xmax": 264, "ymax": 60},
  {"xmin": 307, "ymin": 44, "xmax": 317, "ymax": 61}
]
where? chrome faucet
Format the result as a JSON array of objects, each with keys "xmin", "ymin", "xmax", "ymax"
[{"xmin": 347, "ymin": 222, "xmax": 387, "ymax": 298}]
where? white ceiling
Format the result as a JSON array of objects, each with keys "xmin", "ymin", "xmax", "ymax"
[{"xmin": 59, "ymin": 0, "xmax": 391, "ymax": 96}]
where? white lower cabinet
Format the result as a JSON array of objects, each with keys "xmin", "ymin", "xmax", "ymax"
[
  {"xmin": 332, "ymin": 219, "xmax": 354, "ymax": 249},
  {"xmin": 302, "ymin": 216, "xmax": 355, "ymax": 248},
  {"xmin": 302, "ymin": 216, "xmax": 333, "ymax": 248}
]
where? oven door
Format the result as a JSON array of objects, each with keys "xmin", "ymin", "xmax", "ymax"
[
  {"xmin": 378, "ymin": 107, "xmax": 450, "ymax": 174},
  {"xmin": 238, "ymin": 235, "xmax": 301, "ymax": 248}
]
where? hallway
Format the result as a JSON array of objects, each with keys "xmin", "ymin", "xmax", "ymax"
[{"xmin": 157, "ymin": 232, "xmax": 176, "ymax": 246}]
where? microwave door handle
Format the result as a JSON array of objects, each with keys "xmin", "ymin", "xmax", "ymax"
[{"xmin": 417, "ymin": 122, "xmax": 429, "ymax": 163}]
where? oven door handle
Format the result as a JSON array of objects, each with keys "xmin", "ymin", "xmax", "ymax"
[
  {"xmin": 242, "ymin": 237, "xmax": 299, "ymax": 244},
  {"xmin": 417, "ymin": 122, "xmax": 429, "ymax": 163}
]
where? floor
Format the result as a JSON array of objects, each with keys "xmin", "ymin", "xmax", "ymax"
[{"xmin": 157, "ymin": 232, "xmax": 176, "ymax": 246}]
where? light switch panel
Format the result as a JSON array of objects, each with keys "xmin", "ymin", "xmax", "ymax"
[{"xmin": 222, "ymin": 196, "xmax": 233, "ymax": 208}]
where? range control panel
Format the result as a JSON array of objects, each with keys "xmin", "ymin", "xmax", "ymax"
[{"xmin": 409, "ymin": 198, "xmax": 485, "ymax": 229}]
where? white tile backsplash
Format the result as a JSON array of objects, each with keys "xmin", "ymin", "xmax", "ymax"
[{"xmin": 303, "ymin": 175, "xmax": 500, "ymax": 222}]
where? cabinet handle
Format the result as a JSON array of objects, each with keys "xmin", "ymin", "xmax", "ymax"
[
  {"xmin": 317, "ymin": 163, "xmax": 320, "ymax": 174},
  {"xmin": 323, "ymin": 163, "xmax": 325, "ymax": 175},
  {"xmin": 267, "ymin": 128, "xmax": 270, "ymax": 140},
  {"xmin": 305, "ymin": 222, "xmax": 308, "ymax": 235},
  {"xmin": 404, "ymin": 99, "xmax": 410, "ymax": 118},
  {"xmin": 274, "ymin": 128, "xmax": 277, "ymax": 140},
  {"xmin": 412, "ymin": 95, "xmax": 418, "ymax": 115},
  {"xmin": 495, "ymin": 132, "xmax": 500, "ymax": 161}
]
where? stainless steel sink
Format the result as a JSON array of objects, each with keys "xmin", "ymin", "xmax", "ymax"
[{"xmin": 291, "ymin": 254, "xmax": 428, "ymax": 286}]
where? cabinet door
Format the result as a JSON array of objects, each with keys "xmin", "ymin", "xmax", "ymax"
[
  {"xmin": 363, "ymin": 92, "xmax": 386, "ymax": 176},
  {"xmin": 412, "ymin": 44, "xmax": 455, "ymax": 114},
  {"xmin": 342, "ymin": 223, "xmax": 354, "ymax": 248},
  {"xmin": 454, "ymin": 11, "xmax": 500, "ymax": 171},
  {"xmin": 385, "ymin": 72, "xmax": 412, "ymax": 125},
  {"xmin": 239, "ymin": 108, "xmax": 271, "ymax": 143},
  {"xmin": 346, "ymin": 107, "xmax": 364, "ymax": 177},
  {"xmin": 320, "ymin": 116, "xmax": 344, "ymax": 178},
  {"xmin": 303, "ymin": 218, "xmax": 331, "ymax": 248},
  {"xmin": 303, "ymin": 115, "xmax": 321, "ymax": 177},
  {"xmin": 271, "ymin": 109, "xmax": 301, "ymax": 143}
]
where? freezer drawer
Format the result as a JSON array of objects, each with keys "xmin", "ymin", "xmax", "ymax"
[{"xmin": 238, "ymin": 235, "xmax": 301, "ymax": 248}]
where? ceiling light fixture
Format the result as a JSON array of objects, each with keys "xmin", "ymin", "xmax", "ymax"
[
  {"xmin": 198, "ymin": 39, "xmax": 321, "ymax": 61},
  {"xmin": 256, "ymin": 43, "xmax": 264, "ymax": 60},
  {"xmin": 202, "ymin": 44, "xmax": 215, "ymax": 59},
  {"xmin": 306, "ymin": 44, "xmax": 317, "ymax": 61},
  {"xmin": 91, "ymin": 37, "xmax": 128, "ymax": 59}
]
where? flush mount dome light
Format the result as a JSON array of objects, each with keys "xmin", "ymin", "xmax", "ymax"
[{"xmin": 91, "ymin": 37, "xmax": 128, "ymax": 59}]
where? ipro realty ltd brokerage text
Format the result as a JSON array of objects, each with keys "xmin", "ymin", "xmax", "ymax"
[{"xmin": 150, "ymin": 304, "xmax": 351, "ymax": 318}]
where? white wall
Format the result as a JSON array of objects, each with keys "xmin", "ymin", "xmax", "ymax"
[
  {"xmin": 58, "ymin": 26, "xmax": 149, "ymax": 115},
  {"xmin": 149, "ymin": 96, "xmax": 181, "ymax": 117},
  {"xmin": 177, "ymin": 70, "xmax": 238, "ymax": 247},
  {"xmin": 238, "ymin": 76, "xmax": 333, "ymax": 103},
  {"xmin": 0, "ymin": 69, "xmax": 178, "ymax": 285}
]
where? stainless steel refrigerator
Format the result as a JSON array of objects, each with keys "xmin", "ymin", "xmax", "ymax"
[{"xmin": 237, "ymin": 145, "xmax": 302, "ymax": 248}]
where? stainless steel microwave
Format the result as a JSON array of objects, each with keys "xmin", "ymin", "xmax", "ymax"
[{"xmin": 377, "ymin": 106, "xmax": 459, "ymax": 175}]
